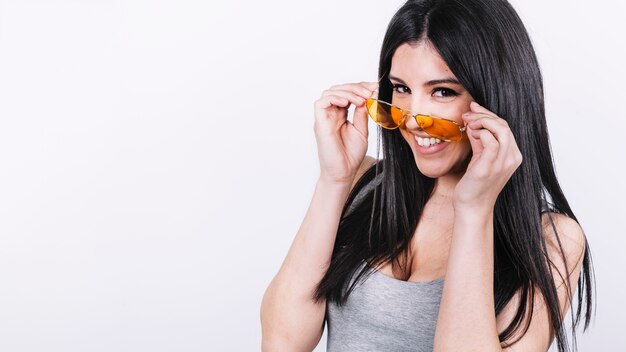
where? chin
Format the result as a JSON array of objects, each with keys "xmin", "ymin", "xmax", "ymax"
[
  {"xmin": 411, "ymin": 149, "xmax": 471, "ymax": 179},
  {"xmin": 414, "ymin": 161, "xmax": 453, "ymax": 179}
]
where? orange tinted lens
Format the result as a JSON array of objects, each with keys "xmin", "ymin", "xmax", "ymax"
[
  {"xmin": 415, "ymin": 115, "xmax": 464, "ymax": 142},
  {"xmin": 366, "ymin": 99, "xmax": 404, "ymax": 129}
]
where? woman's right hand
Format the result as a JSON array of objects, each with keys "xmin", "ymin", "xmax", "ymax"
[{"xmin": 313, "ymin": 82, "xmax": 378, "ymax": 185}]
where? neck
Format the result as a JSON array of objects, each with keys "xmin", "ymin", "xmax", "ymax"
[{"xmin": 432, "ymin": 173, "xmax": 463, "ymax": 201}]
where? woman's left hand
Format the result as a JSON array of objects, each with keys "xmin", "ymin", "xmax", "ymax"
[{"xmin": 453, "ymin": 101, "xmax": 523, "ymax": 213}]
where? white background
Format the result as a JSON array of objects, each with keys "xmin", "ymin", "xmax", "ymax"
[{"xmin": 0, "ymin": 0, "xmax": 624, "ymax": 351}]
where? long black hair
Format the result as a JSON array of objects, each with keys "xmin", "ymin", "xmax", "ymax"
[{"xmin": 313, "ymin": 0, "xmax": 594, "ymax": 350}]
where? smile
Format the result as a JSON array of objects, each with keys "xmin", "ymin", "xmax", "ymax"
[{"xmin": 415, "ymin": 136, "xmax": 443, "ymax": 147}]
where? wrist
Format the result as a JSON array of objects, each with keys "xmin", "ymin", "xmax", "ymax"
[
  {"xmin": 453, "ymin": 202, "xmax": 494, "ymax": 224},
  {"xmin": 318, "ymin": 173, "xmax": 354, "ymax": 188},
  {"xmin": 316, "ymin": 177, "xmax": 353, "ymax": 196}
]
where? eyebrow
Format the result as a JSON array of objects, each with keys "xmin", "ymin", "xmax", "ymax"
[{"xmin": 388, "ymin": 74, "xmax": 461, "ymax": 87}]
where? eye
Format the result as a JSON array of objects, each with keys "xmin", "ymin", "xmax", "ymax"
[
  {"xmin": 432, "ymin": 87, "xmax": 459, "ymax": 98},
  {"xmin": 392, "ymin": 84, "xmax": 411, "ymax": 94}
]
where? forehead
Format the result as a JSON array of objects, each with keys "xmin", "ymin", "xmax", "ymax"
[{"xmin": 390, "ymin": 42, "xmax": 456, "ymax": 82}]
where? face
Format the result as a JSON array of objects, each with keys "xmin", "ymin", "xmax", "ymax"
[{"xmin": 389, "ymin": 41, "xmax": 473, "ymax": 178}]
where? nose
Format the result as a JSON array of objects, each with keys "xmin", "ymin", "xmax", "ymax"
[
  {"xmin": 402, "ymin": 100, "xmax": 425, "ymax": 132},
  {"xmin": 403, "ymin": 113, "xmax": 421, "ymax": 131}
]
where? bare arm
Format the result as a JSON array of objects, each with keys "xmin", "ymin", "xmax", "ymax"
[
  {"xmin": 260, "ymin": 80, "xmax": 377, "ymax": 352},
  {"xmin": 434, "ymin": 102, "xmax": 585, "ymax": 351},
  {"xmin": 260, "ymin": 179, "xmax": 351, "ymax": 351},
  {"xmin": 435, "ymin": 210, "xmax": 586, "ymax": 351},
  {"xmin": 260, "ymin": 156, "xmax": 376, "ymax": 351},
  {"xmin": 434, "ymin": 101, "xmax": 519, "ymax": 350}
]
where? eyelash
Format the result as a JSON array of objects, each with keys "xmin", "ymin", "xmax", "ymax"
[{"xmin": 391, "ymin": 84, "xmax": 459, "ymax": 98}]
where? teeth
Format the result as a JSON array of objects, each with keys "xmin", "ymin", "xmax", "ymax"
[{"xmin": 416, "ymin": 136, "xmax": 442, "ymax": 147}]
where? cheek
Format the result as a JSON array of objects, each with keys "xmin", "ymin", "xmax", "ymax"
[
  {"xmin": 441, "ymin": 139, "xmax": 472, "ymax": 175},
  {"xmin": 437, "ymin": 98, "xmax": 473, "ymax": 124},
  {"xmin": 441, "ymin": 108, "xmax": 468, "ymax": 125},
  {"xmin": 459, "ymin": 139, "xmax": 471, "ymax": 155},
  {"xmin": 399, "ymin": 128, "xmax": 415, "ymax": 145},
  {"xmin": 454, "ymin": 139, "xmax": 472, "ymax": 163}
]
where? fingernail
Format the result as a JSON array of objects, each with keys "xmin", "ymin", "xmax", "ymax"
[{"xmin": 471, "ymin": 101, "xmax": 480, "ymax": 107}]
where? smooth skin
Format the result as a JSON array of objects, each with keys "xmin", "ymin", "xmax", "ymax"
[{"xmin": 260, "ymin": 41, "xmax": 586, "ymax": 351}]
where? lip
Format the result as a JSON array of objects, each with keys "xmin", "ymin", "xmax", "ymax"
[{"xmin": 413, "ymin": 135, "xmax": 449, "ymax": 154}]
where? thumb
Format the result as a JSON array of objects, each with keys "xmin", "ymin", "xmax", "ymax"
[
  {"xmin": 466, "ymin": 124, "xmax": 483, "ymax": 156},
  {"xmin": 352, "ymin": 103, "xmax": 369, "ymax": 137}
]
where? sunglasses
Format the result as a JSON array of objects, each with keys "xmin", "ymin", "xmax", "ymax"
[{"xmin": 365, "ymin": 98, "xmax": 466, "ymax": 142}]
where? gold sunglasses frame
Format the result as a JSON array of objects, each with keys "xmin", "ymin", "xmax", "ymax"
[{"xmin": 365, "ymin": 98, "xmax": 467, "ymax": 141}]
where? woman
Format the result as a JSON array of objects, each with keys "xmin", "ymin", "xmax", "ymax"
[{"xmin": 261, "ymin": 0, "xmax": 594, "ymax": 351}]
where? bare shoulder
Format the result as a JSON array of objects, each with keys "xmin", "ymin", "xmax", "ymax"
[
  {"xmin": 497, "ymin": 212, "xmax": 588, "ymax": 349},
  {"xmin": 350, "ymin": 155, "xmax": 378, "ymax": 191},
  {"xmin": 541, "ymin": 212, "xmax": 587, "ymax": 277}
]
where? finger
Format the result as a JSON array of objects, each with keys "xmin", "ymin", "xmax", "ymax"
[
  {"xmin": 328, "ymin": 82, "xmax": 378, "ymax": 97},
  {"xmin": 370, "ymin": 87, "xmax": 379, "ymax": 100},
  {"xmin": 352, "ymin": 104, "xmax": 369, "ymax": 137},
  {"xmin": 466, "ymin": 116, "xmax": 510, "ymax": 146},
  {"xmin": 329, "ymin": 81, "xmax": 379, "ymax": 91},
  {"xmin": 470, "ymin": 128, "xmax": 499, "ymax": 165},
  {"xmin": 361, "ymin": 81, "xmax": 379, "ymax": 89},
  {"xmin": 332, "ymin": 84, "xmax": 377, "ymax": 100},
  {"xmin": 461, "ymin": 112, "xmax": 501, "ymax": 124},
  {"xmin": 467, "ymin": 124, "xmax": 484, "ymax": 156},
  {"xmin": 468, "ymin": 117, "xmax": 522, "ymax": 171},
  {"xmin": 356, "ymin": 81, "xmax": 379, "ymax": 93},
  {"xmin": 314, "ymin": 95, "xmax": 350, "ymax": 112},
  {"xmin": 321, "ymin": 89, "xmax": 367, "ymax": 106},
  {"xmin": 470, "ymin": 101, "xmax": 499, "ymax": 118}
]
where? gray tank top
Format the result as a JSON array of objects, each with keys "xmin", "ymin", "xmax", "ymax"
[
  {"xmin": 325, "ymin": 170, "xmax": 444, "ymax": 351},
  {"xmin": 325, "ymin": 166, "xmax": 551, "ymax": 350},
  {"xmin": 325, "ymin": 261, "xmax": 444, "ymax": 351}
]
